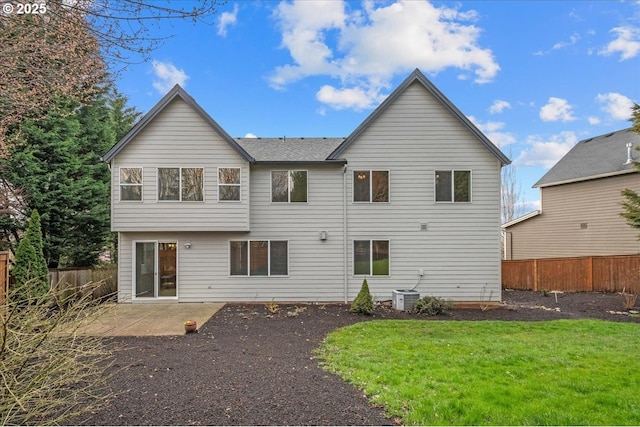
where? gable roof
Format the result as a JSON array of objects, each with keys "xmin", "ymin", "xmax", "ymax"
[
  {"xmin": 327, "ymin": 68, "xmax": 511, "ymax": 166},
  {"xmin": 102, "ymin": 85, "xmax": 254, "ymax": 163},
  {"xmin": 236, "ymin": 137, "xmax": 346, "ymax": 164},
  {"xmin": 534, "ymin": 128, "xmax": 640, "ymax": 188}
]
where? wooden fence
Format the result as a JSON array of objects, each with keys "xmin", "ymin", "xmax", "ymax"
[
  {"xmin": 502, "ymin": 255, "xmax": 640, "ymax": 293},
  {"xmin": 49, "ymin": 265, "xmax": 117, "ymax": 299}
]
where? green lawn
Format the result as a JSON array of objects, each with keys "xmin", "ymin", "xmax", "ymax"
[{"xmin": 316, "ymin": 320, "xmax": 640, "ymax": 425}]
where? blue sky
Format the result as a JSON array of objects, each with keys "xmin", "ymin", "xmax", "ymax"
[{"xmin": 115, "ymin": 0, "xmax": 640, "ymax": 214}]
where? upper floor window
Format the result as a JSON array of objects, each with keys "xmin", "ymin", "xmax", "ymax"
[
  {"xmin": 354, "ymin": 170, "xmax": 389, "ymax": 202},
  {"xmin": 158, "ymin": 167, "xmax": 204, "ymax": 201},
  {"xmin": 218, "ymin": 167, "xmax": 241, "ymax": 201},
  {"xmin": 354, "ymin": 240, "xmax": 389, "ymax": 276},
  {"xmin": 435, "ymin": 170, "xmax": 471, "ymax": 202},
  {"xmin": 229, "ymin": 240, "xmax": 288, "ymax": 276},
  {"xmin": 271, "ymin": 170, "xmax": 308, "ymax": 203},
  {"xmin": 120, "ymin": 167, "xmax": 142, "ymax": 201}
]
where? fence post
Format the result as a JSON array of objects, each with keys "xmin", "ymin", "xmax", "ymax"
[
  {"xmin": 533, "ymin": 259, "xmax": 538, "ymax": 292},
  {"xmin": 586, "ymin": 256, "xmax": 593, "ymax": 292}
]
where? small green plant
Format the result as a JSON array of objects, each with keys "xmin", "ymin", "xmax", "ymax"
[
  {"xmin": 265, "ymin": 299, "xmax": 280, "ymax": 314},
  {"xmin": 541, "ymin": 288, "xmax": 549, "ymax": 297},
  {"xmin": 350, "ymin": 279, "xmax": 374, "ymax": 315},
  {"xmin": 414, "ymin": 295, "xmax": 451, "ymax": 316}
]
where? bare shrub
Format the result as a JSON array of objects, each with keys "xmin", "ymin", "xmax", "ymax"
[{"xmin": 0, "ymin": 282, "xmax": 113, "ymax": 425}]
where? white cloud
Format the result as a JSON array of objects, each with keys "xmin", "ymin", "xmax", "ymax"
[
  {"xmin": 244, "ymin": 133, "xmax": 258, "ymax": 138},
  {"xmin": 489, "ymin": 100, "xmax": 511, "ymax": 114},
  {"xmin": 588, "ymin": 116, "xmax": 601, "ymax": 125},
  {"xmin": 599, "ymin": 26, "xmax": 640, "ymax": 60},
  {"xmin": 316, "ymin": 84, "xmax": 386, "ymax": 111},
  {"xmin": 539, "ymin": 97, "xmax": 576, "ymax": 122},
  {"xmin": 217, "ymin": 4, "xmax": 239, "ymax": 37},
  {"xmin": 270, "ymin": 0, "xmax": 499, "ymax": 110},
  {"xmin": 552, "ymin": 33, "xmax": 580, "ymax": 51},
  {"xmin": 151, "ymin": 60, "xmax": 189, "ymax": 94},
  {"xmin": 596, "ymin": 92, "xmax": 634, "ymax": 121},
  {"xmin": 469, "ymin": 117, "xmax": 515, "ymax": 148},
  {"xmin": 514, "ymin": 131, "xmax": 579, "ymax": 168}
]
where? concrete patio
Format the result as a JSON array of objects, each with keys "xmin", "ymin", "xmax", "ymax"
[{"xmin": 76, "ymin": 302, "xmax": 225, "ymax": 336}]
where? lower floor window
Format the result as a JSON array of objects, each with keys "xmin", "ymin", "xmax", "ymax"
[
  {"xmin": 230, "ymin": 240, "xmax": 288, "ymax": 276},
  {"xmin": 354, "ymin": 240, "xmax": 389, "ymax": 275}
]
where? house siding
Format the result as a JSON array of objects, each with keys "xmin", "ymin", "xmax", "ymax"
[
  {"xmin": 117, "ymin": 164, "xmax": 347, "ymax": 302},
  {"xmin": 110, "ymin": 97, "xmax": 250, "ymax": 232},
  {"xmin": 341, "ymin": 82, "xmax": 502, "ymax": 302},
  {"xmin": 505, "ymin": 173, "xmax": 640, "ymax": 259}
]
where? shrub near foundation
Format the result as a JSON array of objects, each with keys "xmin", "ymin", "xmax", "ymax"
[{"xmin": 350, "ymin": 279, "xmax": 374, "ymax": 315}]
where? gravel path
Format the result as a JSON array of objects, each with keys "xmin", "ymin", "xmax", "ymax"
[{"xmin": 77, "ymin": 291, "xmax": 639, "ymax": 426}]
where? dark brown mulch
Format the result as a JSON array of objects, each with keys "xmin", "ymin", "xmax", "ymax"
[{"xmin": 77, "ymin": 290, "xmax": 639, "ymax": 426}]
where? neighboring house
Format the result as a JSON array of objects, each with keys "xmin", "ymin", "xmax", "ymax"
[
  {"xmin": 503, "ymin": 128, "xmax": 640, "ymax": 260},
  {"xmin": 102, "ymin": 69, "xmax": 510, "ymax": 304}
]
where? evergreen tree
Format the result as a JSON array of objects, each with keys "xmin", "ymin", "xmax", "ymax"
[
  {"xmin": 620, "ymin": 104, "xmax": 640, "ymax": 234},
  {"xmin": 1, "ymin": 89, "xmax": 140, "ymax": 267},
  {"xmin": 350, "ymin": 279, "xmax": 374, "ymax": 315},
  {"xmin": 12, "ymin": 210, "xmax": 49, "ymax": 297}
]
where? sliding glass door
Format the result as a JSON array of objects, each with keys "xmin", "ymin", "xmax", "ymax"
[{"xmin": 134, "ymin": 241, "xmax": 177, "ymax": 299}]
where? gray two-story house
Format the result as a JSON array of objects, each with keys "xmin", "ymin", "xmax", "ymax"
[{"xmin": 103, "ymin": 69, "xmax": 510, "ymax": 304}]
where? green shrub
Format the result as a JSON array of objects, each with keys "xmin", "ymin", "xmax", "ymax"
[
  {"xmin": 414, "ymin": 296, "xmax": 452, "ymax": 316},
  {"xmin": 350, "ymin": 279, "xmax": 374, "ymax": 315},
  {"xmin": 12, "ymin": 210, "xmax": 49, "ymax": 299}
]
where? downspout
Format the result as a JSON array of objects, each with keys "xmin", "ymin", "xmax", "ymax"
[{"xmin": 343, "ymin": 164, "xmax": 348, "ymax": 303}]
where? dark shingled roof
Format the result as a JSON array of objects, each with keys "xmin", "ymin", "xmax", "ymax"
[
  {"xmin": 534, "ymin": 128, "xmax": 640, "ymax": 188},
  {"xmin": 235, "ymin": 137, "xmax": 346, "ymax": 163}
]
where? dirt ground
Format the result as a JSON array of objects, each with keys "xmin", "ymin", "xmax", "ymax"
[{"xmin": 76, "ymin": 290, "xmax": 639, "ymax": 426}]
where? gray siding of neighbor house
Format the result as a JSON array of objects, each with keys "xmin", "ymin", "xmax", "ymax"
[
  {"xmin": 110, "ymin": 97, "xmax": 250, "ymax": 232},
  {"xmin": 341, "ymin": 81, "xmax": 503, "ymax": 303},
  {"xmin": 117, "ymin": 164, "xmax": 347, "ymax": 303},
  {"xmin": 505, "ymin": 173, "xmax": 640, "ymax": 259}
]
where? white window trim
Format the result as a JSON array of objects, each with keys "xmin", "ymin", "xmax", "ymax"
[
  {"xmin": 119, "ymin": 166, "xmax": 143, "ymax": 202},
  {"xmin": 156, "ymin": 167, "xmax": 205, "ymax": 202},
  {"xmin": 353, "ymin": 239, "xmax": 391, "ymax": 276},
  {"xmin": 270, "ymin": 170, "xmax": 309, "ymax": 203},
  {"xmin": 434, "ymin": 169, "xmax": 472, "ymax": 203},
  {"xmin": 218, "ymin": 166, "xmax": 242, "ymax": 202},
  {"xmin": 352, "ymin": 169, "xmax": 390, "ymax": 203},
  {"xmin": 228, "ymin": 239, "xmax": 290, "ymax": 277}
]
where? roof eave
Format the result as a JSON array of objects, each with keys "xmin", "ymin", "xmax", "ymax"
[
  {"xmin": 534, "ymin": 168, "xmax": 638, "ymax": 188},
  {"xmin": 252, "ymin": 159, "xmax": 347, "ymax": 166},
  {"xmin": 502, "ymin": 210, "xmax": 542, "ymax": 228}
]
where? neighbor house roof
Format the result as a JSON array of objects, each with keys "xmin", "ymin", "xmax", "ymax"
[
  {"xmin": 236, "ymin": 137, "xmax": 346, "ymax": 164},
  {"xmin": 327, "ymin": 68, "xmax": 511, "ymax": 166},
  {"xmin": 534, "ymin": 128, "xmax": 640, "ymax": 188},
  {"xmin": 102, "ymin": 85, "xmax": 254, "ymax": 163}
]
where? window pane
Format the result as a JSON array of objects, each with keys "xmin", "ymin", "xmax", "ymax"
[
  {"xmin": 219, "ymin": 185, "xmax": 240, "ymax": 201},
  {"xmin": 271, "ymin": 171, "xmax": 288, "ymax": 202},
  {"xmin": 121, "ymin": 168, "xmax": 142, "ymax": 184},
  {"xmin": 372, "ymin": 171, "xmax": 389, "ymax": 202},
  {"xmin": 219, "ymin": 168, "xmax": 240, "ymax": 184},
  {"xmin": 182, "ymin": 168, "xmax": 203, "ymax": 201},
  {"xmin": 158, "ymin": 168, "xmax": 180, "ymax": 201},
  {"xmin": 230, "ymin": 241, "xmax": 248, "ymax": 276},
  {"xmin": 354, "ymin": 240, "xmax": 370, "ymax": 275},
  {"xmin": 250, "ymin": 241, "xmax": 269, "ymax": 276},
  {"xmin": 158, "ymin": 242, "xmax": 177, "ymax": 297},
  {"xmin": 121, "ymin": 185, "xmax": 142, "ymax": 201},
  {"xmin": 454, "ymin": 170, "xmax": 471, "ymax": 202},
  {"xmin": 289, "ymin": 171, "xmax": 307, "ymax": 203},
  {"xmin": 270, "ymin": 241, "xmax": 288, "ymax": 276},
  {"xmin": 435, "ymin": 170, "xmax": 452, "ymax": 202},
  {"xmin": 372, "ymin": 240, "xmax": 389, "ymax": 275},
  {"xmin": 353, "ymin": 171, "xmax": 370, "ymax": 202}
]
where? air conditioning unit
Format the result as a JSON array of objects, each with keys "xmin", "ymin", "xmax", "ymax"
[{"xmin": 392, "ymin": 289, "xmax": 420, "ymax": 311}]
